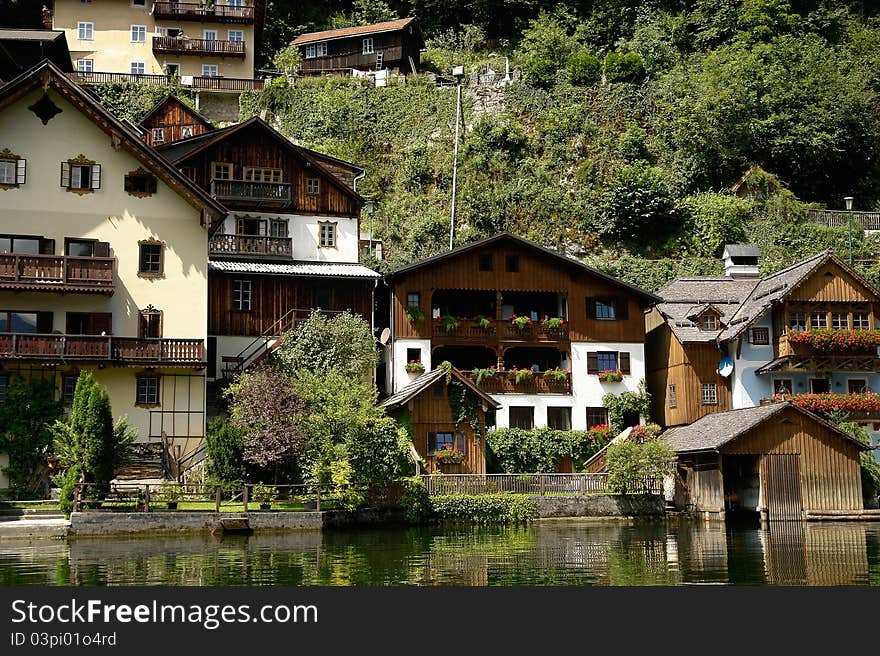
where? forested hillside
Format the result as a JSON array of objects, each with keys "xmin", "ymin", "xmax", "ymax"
[{"xmin": 71, "ymin": 0, "xmax": 880, "ymax": 289}]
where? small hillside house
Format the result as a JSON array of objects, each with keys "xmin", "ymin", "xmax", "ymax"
[
  {"xmin": 138, "ymin": 95, "xmax": 213, "ymax": 147},
  {"xmin": 664, "ymin": 403, "xmax": 870, "ymax": 520},
  {"xmin": 383, "ymin": 232, "xmax": 659, "ymax": 432},
  {"xmin": 381, "ymin": 366, "xmax": 500, "ymax": 474},
  {"xmin": 291, "ymin": 17, "xmax": 423, "ymax": 76}
]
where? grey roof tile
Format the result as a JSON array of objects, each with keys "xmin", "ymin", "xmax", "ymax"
[{"xmin": 209, "ymin": 260, "xmax": 381, "ymax": 278}]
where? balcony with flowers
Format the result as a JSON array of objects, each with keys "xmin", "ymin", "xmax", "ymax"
[
  {"xmin": 462, "ymin": 367, "xmax": 572, "ymax": 394},
  {"xmin": 768, "ymin": 392, "xmax": 880, "ymax": 419},
  {"xmin": 787, "ymin": 329, "xmax": 880, "ymax": 355},
  {"xmin": 761, "ymin": 328, "xmax": 880, "ymax": 374}
]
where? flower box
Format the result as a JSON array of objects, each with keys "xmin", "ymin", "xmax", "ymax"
[
  {"xmin": 509, "ymin": 314, "xmax": 533, "ymax": 330},
  {"xmin": 586, "ymin": 423, "xmax": 612, "ymax": 442},
  {"xmin": 543, "ymin": 367, "xmax": 570, "ymax": 383},
  {"xmin": 405, "ymin": 360, "xmax": 426, "ymax": 374},
  {"xmin": 788, "ymin": 329, "xmax": 880, "ymax": 353},
  {"xmin": 598, "ymin": 369, "xmax": 623, "ymax": 383},
  {"xmin": 775, "ymin": 392, "xmax": 880, "ymax": 415},
  {"xmin": 541, "ymin": 316, "xmax": 566, "ymax": 330},
  {"xmin": 434, "ymin": 446, "xmax": 465, "ymax": 464},
  {"xmin": 511, "ymin": 367, "xmax": 534, "ymax": 384}
]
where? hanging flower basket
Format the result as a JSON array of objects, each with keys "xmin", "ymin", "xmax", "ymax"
[
  {"xmin": 405, "ymin": 360, "xmax": 425, "ymax": 374},
  {"xmin": 598, "ymin": 369, "xmax": 623, "ymax": 383},
  {"xmin": 788, "ymin": 329, "xmax": 880, "ymax": 353},
  {"xmin": 434, "ymin": 446, "xmax": 465, "ymax": 464}
]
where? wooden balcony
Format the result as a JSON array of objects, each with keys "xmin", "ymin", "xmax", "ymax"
[
  {"xmin": 462, "ymin": 370, "xmax": 572, "ymax": 395},
  {"xmin": 0, "ymin": 334, "xmax": 206, "ymax": 366},
  {"xmin": 210, "ymin": 179, "xmax": 291, "ymax": 206},
  {"xmin": 68, "ymin": 71, "xmax": 264, "ymax": 91},
  {"xmin": 153, "ymin": 2, "xmax": 256, "ymax": 23},
  {"xmin": 0, "ymin": 253, "xmax": 114, "ymax": 295},
  {"xmin": 209, "ymin": 234, "xmax": 292, "ymax": 258},
  {"xmin": 153, "ymin": 36, "xmax": 246, "ymax": 58},
  {"xmin": 431, "ymin": 318, "xmax": 569, "ymax": 343}
]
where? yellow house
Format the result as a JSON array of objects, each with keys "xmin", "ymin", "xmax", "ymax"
[
  {"xmin": 0, "ymin": 60, "xmax": 226, "ymax": 487},
  {"xmin": 50, "ymin": 0, "xmax": 264, "ymax": 81}
]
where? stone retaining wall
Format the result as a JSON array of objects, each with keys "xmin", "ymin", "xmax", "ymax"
[{"xmin": 531, "ymin": 494, "xmax": 664, "ymax": 518}]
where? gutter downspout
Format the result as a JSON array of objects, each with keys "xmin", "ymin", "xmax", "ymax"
[{"xmin": 388, "ymin": 284, "xmax": 395, "ymax": 396}]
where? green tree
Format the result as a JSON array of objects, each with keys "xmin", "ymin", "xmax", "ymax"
[
  {"xmin": 606, "ymin": 439, "xmax": 675, "ymax": 494},
  {"xmin": 567, "ymin": 51, "xmax": 601, "ymax": 86},
  {"xmin": 0, "ymin": 378, "xmax": 63, "ymax": 498},
  {"xmin": 274, "ymin": 310, "xmax": 377, "ymax": 379},
  {"xmin": 681, "ymin": 192, "xmax": 751, "ymax": 256},
  {"xmin": 345, "ymin": 416, "xmax": 410, "ymax": 484},
  {"xmin": 515, "ymin": 10, "xmax": 581, "ymax": 86},
  {"xmin": 205, "ymin": 418, "xmax": 247, "ymax": 484},
  {"xmin": 603, "ymin": 52, "xmax": 646, "ymax": 83}
]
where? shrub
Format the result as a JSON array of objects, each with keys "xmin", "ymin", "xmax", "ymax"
[
  {"xmin": 401, "ymin": 477, "xmax": 431, "ymax": 523},
  {"xmin": 430, "ymin": 494, "xmax": 536, "ymax": 523},
  {"xmin": 603, "ymin": 52, "xmax": 646, "ymax": 83},
  {"xmin": 567, "ymin": 52, "xmax": 601, "ymax": 86},
  {"xmin": 486, "ymin": 427, "xmax": 606, "ymax": 473},
  {"xmin": 606, "ymin": 439, "xmax": 675, "ymax": 494},
  {"xmin": 58, "ymin": 464, "xmax": 81, "ymax": 518},
  {"xmin": 205, "ymin": 418, "xmax": 246, "ymax": 485}
]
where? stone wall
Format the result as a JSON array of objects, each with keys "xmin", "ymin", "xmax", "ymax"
[
  {"xmin": 69, "ymin": 511, "xmax": 323, "ymax": 536},
  {"xmin": 531, "ymin": 494, "xmax": 665, "ymax": 518}
]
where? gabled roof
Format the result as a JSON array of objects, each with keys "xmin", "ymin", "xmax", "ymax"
[
  {"xmin": 157, "ymin": 116, "xmax": 364, "ymax": 205},
  {"xmin": 0, "ymin": 30, "xmax": 72, "ymax": 80},
  {"xmin": 291, "ymin": 18, "xmax": 418, "ymax": 46},
  {"xmin": 138, "ymin": 94, "xmax": 213, "ymax": 131},
  {"xmin": 386, "ymin": 232, "xmax": 660, "ymax": 304},
  {"xmin": 663, "ymin": 402, "xmax": 871, "ymax": 454},
  {"xmin": 723, "ymin": 244, "xmax": 760, "ymax": 258},
  {"xmin": 380, "ymin": 367, "xmax": 500, "ymax": 412},
  {"xmin": 0, "ymin": 60, "xmax": 226, "ymax": 221}
]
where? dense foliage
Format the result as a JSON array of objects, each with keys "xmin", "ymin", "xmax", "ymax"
[
  {"xmin": 486, "ymin": 427, "xmax": 609, "ymax": 473},
  {"xmin": 828, "ymin": 414, "xmax": 880, "ymax": 505},
  {"xmin": 429, "ymin": 493, "xmax": 537, "ymax": 523},
  {"xmin": 204, "ymin": 418, "xmax": 248, "ymax": 485},
  {"xmin": 0, "ymin": 378, "xmax": 63, "ymax": 498},
  {"xmin": 605, "ymin": 438, "xmax": 676, "ymax": 494}
]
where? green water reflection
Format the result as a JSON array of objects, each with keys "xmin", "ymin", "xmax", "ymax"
[{"xmin": 1, "ymin": 520, "xmax": 878, "ymax": 586}]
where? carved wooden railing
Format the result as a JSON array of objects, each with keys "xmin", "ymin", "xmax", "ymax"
[
  {"xmin": 431, "ymin": 318, "xmax": 569, "ymax": 342},
  {"xmin": 0, "ymin": 253, "xmax": 114, "ymax": 292},
  {"xmin": 462, "ymin": 370, "xmax": 572, "ymax": 394},
  {"xmin": 68, "ymin": 72, "xmax": 265, "ymax": 91},
  {"xmin": 0, "ymin": 334, "xmax": 205, "ymax": 365},
  {"xmin": 209, "ymin": 234, "xmax": 292, "ymax": 257},
  {"xmin": 210, "ymin": 179, "xmax": 291, "ymax": 204},
  {"xmin": 153, "ymin": 36, "xmax": 246, "ymax": 57},
  {"xmin": 152, "ymin": 2, "xmax": 256, "ymax": 23}
]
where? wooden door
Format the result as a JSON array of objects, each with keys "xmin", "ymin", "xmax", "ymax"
[{"xmin": 763, "ymin": 454, "xmax": 802, "ymax": 520}]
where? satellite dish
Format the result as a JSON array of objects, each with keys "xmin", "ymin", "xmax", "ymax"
[
  {"xmin": 379, "ymin": 327, "xmax": 391, "ymax": 345},
  {"xmin": 718, "ymin": 356, "xmax": 734, "ymax": 378}
]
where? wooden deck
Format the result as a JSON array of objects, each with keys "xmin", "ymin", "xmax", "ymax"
[
  {"xmin": 0, "ymin": 334, "xmax": 205, "ymax": 366},
  {"xmin": 0, "ymin": 253, "xmax": 114, "ymax": 294}
]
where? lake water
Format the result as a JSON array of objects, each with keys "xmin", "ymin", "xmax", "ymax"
[{"xmin": 1, "ymin": 519, "xmax": 879, "ymax": 586}]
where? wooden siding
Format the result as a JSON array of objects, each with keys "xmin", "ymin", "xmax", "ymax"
[
  {"xmin": 298, "ymin": 31, "xmax": 420, "ymax": 73},
  {"xmin": 140, "ymin": 98, "xmax": 211, "ymax": 147},
  {"xmin": 392, "ymin": 241, "xmax": 647, "ymax": 343},
  {"xmin": 176, "ymin": 124, "xmax": 360, "ymax": 216},
  {"xmin": 788, "ymin": 260, "xmax": 878, "ymax": 303},
  {"xmin": 721, "ymin": 406, "xmax": 863, "ymax": 512},
  {"xmin": 645, "ymin": 309, "xmax": 731, "ymax": 427},
  {"xmin": 679, "ymin": 453, "xmax": 724, "ymax": 513},
  {"xmin": 388, "ymin": 379, "xmax": 487, "ymax": 474},
  {"xmin": 208, "ymin": 272, "xmax": 373, "ymax": 336}
]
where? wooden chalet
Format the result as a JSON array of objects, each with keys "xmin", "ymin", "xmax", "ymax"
[
  {"xmin": 647, "ymin": 248, "xmax": 880, "ymax": 431},
  {"xmin": 384, "ymin": 232, "xmax": 659, "ymax": 431},
  {"xmin": 381, "ymin": 367, "xmax": 500, "ymax": 474},
  {"xmin": 664, "ymin": 403, "xmax": 870, "ymax": 519},
  {"xmin": 291, "ymin": 17, "xmax": 423, "ymax": 75},
  {"xmin": 138, "ymin": 95, "xmax": 213, "ymax": 147}
]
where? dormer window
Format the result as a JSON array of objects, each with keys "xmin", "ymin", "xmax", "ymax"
[{"xmin": 701, "ymin": 314, "xmax": 718, "ymax": 331}]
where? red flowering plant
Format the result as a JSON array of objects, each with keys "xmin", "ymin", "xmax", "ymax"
[
  {"xmin": 543, "ymin": 367, "xmax": 570, "ymax": 383},
  {"xmin": 434, "ymin": 445, "xmax": 465, "ymax": 464},
  {"xmin": 473, "ymin": 315, "xmax": 495, "ymax": 330},
  {"xmin": 598, "ymin": 369, "xmax": 624, "ymax": 383},
  {"xmin": 586, "ymin": 423, "xmax": 612, "ymax": 443},
  {"xmin": 511, "ymin": 367, "xmax": 534, "ymax": 384},
  {"xmin": 629, "ymin": 423, "xmax": 662, "ymax": 443},
  {"xmin": 509, "ymin": 314, "xmax": 533, "ymax": 330},
  {"xmin": 788, "ymin": 329, "xmax": 880, "ymax": 353},
  {"xmin": 541, "ymin": 315, "xmax": 566, "ymax": 330},
  {"xmin": 405, "ymin": 360, "xmax": 425, "ymax": 374},
  {"xmin": 774, "ymin": 392, "xmax": 880, "ymax": 415}
]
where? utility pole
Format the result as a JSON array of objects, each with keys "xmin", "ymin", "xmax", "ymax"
[
  {"xmin": 844, "ymin": 196, "xmax": 854, "ymax": 266},
  {"xmin": 449, "ymin": 76, "xmax": 462, "ymax": 251}
]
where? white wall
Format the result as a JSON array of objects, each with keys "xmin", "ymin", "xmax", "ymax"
[
  {"xmin": 731, "ymin": 314, "xmax": 774, "ymax": 409},
  {"xmin": 391, "ymin": 338, "xmax": 432, "ymax": 392}
]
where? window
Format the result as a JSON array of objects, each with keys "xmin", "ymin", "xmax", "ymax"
[
  {"xmin": 61, "ymin": 158, "xmax": 100, "ymax": 193},
  {"xmin": 831, "ymin": 312, "xmax": 848, "ymax": 330},
  {"xmin": 427, "ymin": 431, "xmax": 464, "ymax": 456},
  {"xmin": 131, "ymin": 0, "xmax": 146, "ymax": 6},
  {"xmin": 138, "ymin": 240, "xmax": 163, "ymax": 277},
  {"xmin": 228, "ymin": 30, "xmax": 244, "ymax": 42},
  {"xmin": 773, "ymin": 379, "xmax": 793, "ymax": 395},
  {"xmin": 202, "ymin": 64, "xmax": 219, "ymax": 77},
  {"xmin": 61, "ymin": 374, "xmax": 77, "ymax": 404},
  {"xmin": 306, "ymin": 177, "xmax": 320, "ymax": 195},
  {"xmin": 203, "ymin": 30, "xmax": 218, "ymax": 40},
  {"xmin": 212, "ymin": 162, "xmax": 233, "ymax": 180},
  {"xmin": 0, "ymin": 311, "xmax": 41, "ymax": 333},
  {"xmin": 750, "ymin": 327, "xmax": 770, "ymax": 345},
  {"xmin": 509, "ymin": 406, "xmax": 534, "ymax": 430},
  {"xmin": 244, "ymin": 167, "xmax": 282, "ymax": 183},
  {"xmin": 233, "ymin": 279, "xmax": 252, "ymax": 311},
  {"xmin": 138, "ymin": 306, "xmax": 162, "ymax": 338},
  {"xmin": 270, "ymin": 219, "xmax": 288, "ymax": 238},
  {"xmin": 316, "ymin": 288, "xmax": 331, "ymax": 309},
  {"xmin": 125, "ymin": 169, "xmax": 158, "ymax": 196},
  {"xmin": 0, "ymin": 375, "xmax": 7, "ymax": 403},
  {"xmin": 853, "ymin": 313, "xmax": 870, "ymax": 330},
  {"xmin": 478, "ymin": 254, "xmax": 493, "ymax": 271},
  {"xmin": 65, "ymin": 312, "xmax": 111, "ymax": 336},
  {"xmin": 0, "ymin": 155, "xmax": 25, "ymax": 187},
  {"xmin": 406, "ymin": 347, "xmax": 422, "ymax": 363},
  {"xmin": 0, "ymin": 236, "xmax": 41, "ymax": 254},
  {"xmin": 547, "ymin": 406, "xmax": 572, "ymax": 431},
  {"xmin": 181, "ymin": 126, "xmax": 193, "ymax": 138},
  {"xmin": 505, "ymin": 255, "xmax": 519, "ymax": 272},
  {"xmin": 362, "ymin": 38, "xmax": 374, "ymax": 54},
  {"xmin": 594, "ymin": 298, "xmax": 616, "ymax": 320},
  {"xmin": 130, "ymin": 25, "xmax": 146, "ymax": 42},
  {"xmin": 407, "ymin": 292, "xmax": 420, "ymax": 308},
  {"xmin": 151, "ymin": 128, "xmax": 165, "ymax": 144},
  {"xmin": 701, "ymin": 314, "xmax": 718, "ymax": 331},
  {"xmin": 130, "ymin": 62, "xmax": 145, "ymax": 75},
  {"xmin": 788, "ymin": 311, "xmax": 806, "ymax": 333},
  {"xmin": 596, "ymin": 351, "xmax": 618, "ymax": 372},
  {"xmin": 76, "ymin": 59, "xmax": 93, "ymax": 73},
  {"xmin": 586, "ymin": 407, "xmax": 608, "ymax": 428},
  {"xmin": 316, "ymin": 42, "xmax": 328, "ymax": 57},
  {"xmin": 848, "ymin": 379, "xmax": 868, "ymax": 394},
  {"xmin": 668, "ymin": 384, "xmax": 677, "ymax": 408},
  {"xmin": 810, "ymin": 378, "xmax": 830, "ymax": 394},
  {"xmin": 319, "ymin": 222, "xmax": 337, "ymax": 248},
  {"xmin": 66, "ymin": 239, "xmax": 102, "ymax": 257},
  {"xmin": 77, "ymin": 22, "xmax": 94, "ymax": 40},
  {"xmin": 701, "ymin": 383, "xmax": 718, "ymax": 405},
  {"xmin": 810, "ymin": 311, "xmax": 827, "ymax": 329},
  {"xmin": 305, "ymin": 44, "xmax": 316, "ymax": 59},
  {"xmin": 587, "ymin": 351, "xmax": 631, "ymax": 375},
  {"xmin": 136, "ymin": 375, "xmax": 160, "ymax": 406}
]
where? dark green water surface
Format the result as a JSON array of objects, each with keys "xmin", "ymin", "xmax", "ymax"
[{"xmin": 1, "ymin": 519, "xmax": 879, "ymax": 585}]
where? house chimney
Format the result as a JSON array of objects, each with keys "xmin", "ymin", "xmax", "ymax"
[
  {"xmin": 722, "ymin": 244, "xmax": 761, "ymax": 278},
  {"xmin": 42, "ymin": 6, "xmax": 53, "ymax": 30}
]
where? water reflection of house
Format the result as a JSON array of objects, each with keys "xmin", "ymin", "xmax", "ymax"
[
  {"xmin": 665, "ymin": 403, "xmax": 869, "ymax": 520},
  {"xmin": 380, "ymin": 366, "xmax": 499, "ymax": 474},
  {"xmin": 762, "ymin": 522, "xmax": 869, "ymax": 585}
]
